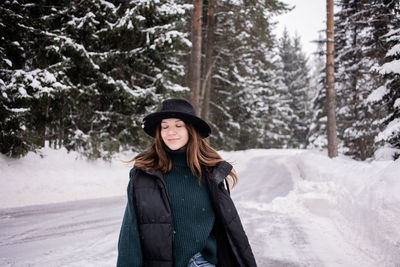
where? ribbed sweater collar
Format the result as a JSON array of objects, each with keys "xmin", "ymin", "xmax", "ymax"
[{"xmin": 165, "ymin": 146, "xmax": 187, "ymax": 167}]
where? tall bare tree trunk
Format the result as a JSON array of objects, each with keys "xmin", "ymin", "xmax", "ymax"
[
  {"xmin": 326, "ymin": 0, "xmax": 338, "ymax": 158},
  {"xmin": 201, "ymin": 0, "xmax": 216, "ymax": 121},
  {"xmin": 189, "ymin": 0, "xmax": 203, "ymax": 114}
]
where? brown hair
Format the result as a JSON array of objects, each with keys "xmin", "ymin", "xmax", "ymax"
[{"xmin": 131, "ymin": 123, "xmax": 237, "ymax": 188}]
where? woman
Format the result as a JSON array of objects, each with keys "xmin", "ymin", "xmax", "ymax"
[{"xmin": 117, "ymin": 98, "xmax": 257, "ymax": 267}]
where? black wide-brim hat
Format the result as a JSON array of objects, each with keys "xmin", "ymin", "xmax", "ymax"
[{"xmin": 142, "ymin": 98, "xmax": 211, "ymax": 138}]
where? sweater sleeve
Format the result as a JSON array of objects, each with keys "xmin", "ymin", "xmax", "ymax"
[{"xmin": 117, "ymin": 180, "xmax": 143, "ymax": 267}]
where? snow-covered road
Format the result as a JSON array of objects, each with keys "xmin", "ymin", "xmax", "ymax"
[
  {"xmin": 1, "ymin": 149, "xmax": 399, "ymax": 266},
  {"xmin": 0, "ymin": 197, "xmax": 125, "ymax": 267},
  {"xmin": 232, "ymin": 155, "xmax": 323, "ymax": 266}
]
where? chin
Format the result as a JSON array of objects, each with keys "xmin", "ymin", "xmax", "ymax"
[
  {"xmin": 168, "ymin": 146, "xmax": 182, "ymax": 150},
  {"xmin": 166, "ymin": 143, "xmax": 185, "ymax": 150}
]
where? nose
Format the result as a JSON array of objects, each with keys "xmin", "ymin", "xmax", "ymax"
[{"xmin": 166, "ymin": 127, "xmax": 177, "ymax": 135}]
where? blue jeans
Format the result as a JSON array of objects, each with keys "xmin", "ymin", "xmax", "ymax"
[{"xmin": 187, "ymin": 252, "xmax": 216, "ymax": 267}]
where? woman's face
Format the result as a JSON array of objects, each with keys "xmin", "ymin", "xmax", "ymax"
[{"xmin": 160, "ymin": 118, "xmax": 189, "ymax": 150}]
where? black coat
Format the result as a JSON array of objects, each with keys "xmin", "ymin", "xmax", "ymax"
[{"xmin": 128, "ymin": 161, "xmax": 257, "ymax": 267}]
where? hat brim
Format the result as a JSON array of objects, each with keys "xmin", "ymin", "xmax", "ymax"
[{"xmin": 142, "ymin": 111, "xmax": 211, "ymax": 138}]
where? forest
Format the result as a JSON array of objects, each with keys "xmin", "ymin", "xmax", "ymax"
[{"xmin": 0, "ymin": 0, "xmax": 399, "ymax": 160}]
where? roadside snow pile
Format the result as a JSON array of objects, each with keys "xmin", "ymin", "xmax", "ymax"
[
  {"xmin": 294, "ymin": 152, "xmax": 400, "ymax": 265},
  {"xmin": 0, "ymin": 147, "xmax": 134, "ymax": 208},
  {"xmin": 221, "ymin": 149, "xmax": 400, "ymax": 266}
]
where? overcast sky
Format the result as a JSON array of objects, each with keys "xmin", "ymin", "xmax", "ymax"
[{"xmin": 274, "ymin": 0, "xmax": 326, "ymax": 57}]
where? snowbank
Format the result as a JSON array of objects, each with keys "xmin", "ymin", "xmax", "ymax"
[
  {"xmin": 221, "ymin": 149, "xmax": 400, "ymax": 266},
  {"xmin": 293, "ymin": 152, "xmax": 400, "ymax": 265},
  {"xmin": 0, "ymin": 147, "xmax": 134, "ymax": 208}
]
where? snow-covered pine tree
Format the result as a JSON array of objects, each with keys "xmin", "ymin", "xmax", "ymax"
[
  {"xmin": 71, "ymin": 0, "xmax": 192, "ymax": 158},
  {"xmin": 307, "ymin": 34, "xmax": 329, "ymax": 150},
  {"xmin": 1, "ymin": 0, "xmax": 74, "ymax": 157},
  {"xmin": 367, "ymin": 3, "xmax": 400, "ymax": 159},
  {"xmin": 334, "ymin": 0, "xmax": 383, "ymax": 160},
  {"xmin": 277, "ymin": 29, "xmax": 311, "ymax": 148},
  {"xmin": 334, "ymin": 0, "xmax": 400, "ymax": 160},
  {"xmin": 265, "ymin": 57, "xmax": 292, "ymax": 148},
  {"xmin": 207, "ymin": 0, "xmax": 289, "ymax": 150},
  {"xmin": 0, "ymin": 0, "xmax": 191, "ymax": 158},
  {"xmin": 308, "ymin": 79, "xmax": 328, "ymax": 150}
]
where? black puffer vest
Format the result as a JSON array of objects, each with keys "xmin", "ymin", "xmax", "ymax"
[{"xmin": 130, "ymin": 161, "xmax": 257, "ymax": 267}]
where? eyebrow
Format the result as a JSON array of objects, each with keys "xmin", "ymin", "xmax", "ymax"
[{"xmin": 161, "ymin": 119, "xmax": 183, "ymax": 124}]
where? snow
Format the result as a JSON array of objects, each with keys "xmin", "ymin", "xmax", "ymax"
[
  {"xmin": 367, "ymin": 85, "xmax": 388, "ymax": 103},
  {"xmin": 380, "ymin": 59, "xmax": 400, "ymax": 75},
  {"xmin": 376, "ymin": 118, "xmax": 400, "ymax": 142},
  {"xmin": 69, "ymin": 12, "xmax": 99, "ymax": 29},
  {"xmin": 374, "ymin": 144, "xmax": 400, "ymax": 161},
  {"xmin": 8, "ymin": 68, "xmax": 68, "ymax": 98},
  {"xmin": 1, "ymin": 148, "xmax": 399, "ymax": 266},
  {"xmin": 384, "ymin": 28, "xmax": 400, "ymax": 38},
  {"xmin": 17, "ymin": 87, "xmax": 28, "ymax": 97},
  {"xmin": 395, "ymin": 98, "xmax": 400, "ymax": 109},
  {"xmin": 52, "ymin": 35, "xmax": 100, "ymax": 70},
  {"xmin": 4, "ymin": 107, "xmax": 30, "ymax": 113},
  {"xmin": 157, "ymin": 3, "xmax": 192, "ymax": 15},
  {"xmin": 0, "ymin": 147, "xmax": 129, "ymax": 208},
  {"xmin": 99, "ymin": 0, "xmax": 116, "ymax": 10},
  {"xmin": 3, "ymin": 58, "xmax": 12, "ymax": 67},
  {"xmin": 387, "ymin": 43, "xmax": 400, "ymax": 57},
  {"xmin": 164, "ymin": 82, "xmax": 189, "ymax": 92}
]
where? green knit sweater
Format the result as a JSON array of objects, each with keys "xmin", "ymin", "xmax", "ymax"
[
  {"xmin": 117, "ymin": 149, "xmax": 217, "ymax": 267},
  {"xmin": 164, "ymin": 148, "xmax": 217, "ymax": 267}
]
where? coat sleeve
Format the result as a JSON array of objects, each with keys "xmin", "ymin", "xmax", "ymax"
[{"xmin": 117, "ymin": 178, "xmax": 143, "ymax": 267}]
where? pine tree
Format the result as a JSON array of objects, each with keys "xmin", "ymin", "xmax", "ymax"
[
  {"xmin": 334, "ymin": 0, "xmax": 398, "ymax": 160},
  {"xmin": 0, "ymin": 0, "xmax": 191, "ymax": 158},
  {"xmin": 277, "ymin": 30, "xmax": 311, "ymax": 148},
  {"xmin": 206, "ymin": 0, "xmax": 289, "ymax": 150},
  {"xmin": 263, "ymin": 59, "xmax": 292, "ymax": 148},
  {"xmin": 307, "ymin": 33, "xmax": 328, "ymax": 150},
  {"xmin": 368, "ymin": 3, "xmax": 400, "ymax": 159},
  {"xmin": 307, "ymin": 32, "xmax": 326, "ymax": 149},
  {"xmin": 335, "ymin": 0, "xmax": 368, "ymax": 159}
]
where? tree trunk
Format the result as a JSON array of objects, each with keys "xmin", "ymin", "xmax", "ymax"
[
  {"xmin": 326, "ymin": 0, "xmax": 338, "ymax": 158},
  {"xmin": 351, "ymin": 72, "xmax": 367, "ymax": 161},
  {"xmin": 35, "ymin": 99, "xmax": 48, "ymax": 147},
  {"xmin": 359, "ymin": 137, "xmax": 366, "ymax": 160},
  {"xmin": 189, "ymin": 0, "xmax": 203, "ymax": 114},
  {"xmin": 201, "ymin": 0, "xmax": 216, "ymax": 121}
]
